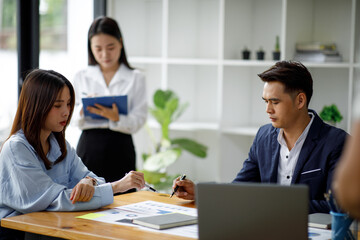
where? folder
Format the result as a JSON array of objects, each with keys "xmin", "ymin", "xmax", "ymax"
[{"xmin": 82, "ymin": 95, "xmax": 128, "ymax": 120}]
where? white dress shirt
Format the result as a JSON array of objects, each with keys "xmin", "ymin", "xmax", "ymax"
[
  {"xmin": 277, "ymin": 112, "xmax": 315, "ymax": 185},
  {"xmin": 72, "ymin": 64, "xmax": 147, "ymax": 134},
  {"xmin": 0, "ymin": 130, "xmax": 113, "ymax": 220}
]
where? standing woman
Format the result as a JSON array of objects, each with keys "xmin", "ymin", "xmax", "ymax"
[
  {"xmin": 72, "ymin": 17, "xmax": 147, "ymax": 184},
  {"xmin": 0, "ymin": 69, "xmax": 145, "ymax": 239}
]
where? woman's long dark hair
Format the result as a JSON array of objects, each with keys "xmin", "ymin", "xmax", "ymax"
[
  {"xmin": 87, "ymin": 16, "xmax": 133, "ymax": 70},
  {"xmin": 9, "ymin": 69, "xmax": 75, "ymax": 169}
]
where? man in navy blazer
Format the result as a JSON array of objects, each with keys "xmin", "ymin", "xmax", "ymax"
[
  {"xmin": 172, "ymin": 61, "xmax": 348, "ymax": 213},
  {"xmin": 233, "ymin": 109, "xmax": 346, "ymax": 213}
]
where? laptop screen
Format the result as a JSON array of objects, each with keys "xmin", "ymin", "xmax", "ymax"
[{"xmin": 196, "ymin": 182, "xmax": 308, "ymax": 240}]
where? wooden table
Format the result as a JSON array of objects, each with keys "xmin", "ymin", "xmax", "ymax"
[{"xmin": 1, "ymin": 191, "xmax": 196, "ymax": 240}]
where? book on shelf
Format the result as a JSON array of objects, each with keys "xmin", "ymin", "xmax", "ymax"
[
  {"xmin": 293, "ymin": 51, "xmax": 342, "ymax": 63},
  {"xmin": 296, "ymin": 42, "xmax": 337, "ymax": 52},
  {"xmin": 294, "ymin": 41, "xmax": 342, "ymax": 63},
  {"xmin": 308, "ymin": 213, "xmax": 332, "ymax": 229},
  {"xmin": 132, "ymin": 213, "xmax": 197, "ymax": 230}
]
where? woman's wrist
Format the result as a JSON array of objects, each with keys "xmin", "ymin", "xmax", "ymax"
[
  {"xmin": 111, "ymin": 180, "xmax": 120, "ymax": 194},
  {"xmin": 85, "ymin": 176, "xmax": 98, "ymax": 186}
]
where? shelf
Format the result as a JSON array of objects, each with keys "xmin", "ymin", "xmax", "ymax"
[
  {"xmin": 298, "ymin": 62, "xmax": 351, "ymax": 68},
  {"xmin": 223, "ymin": 59, "xmax": 352, "ymax": 68},
  {"xmin": 224, "ymin": 0, "xmax": 282, "ymax": 60},
  {"xmin": 128, "ymin": 57, "xmax": 163, "ymax": 64},
  {"xmin": 130, "ymin": 57, "xmax": 352, "ymax": 68},
  {"xmin": 222, "ymin": 126, "xmax": 260, "ymax": 136},
  {"xmin": 110, "ymin": 0, "xmax": 359, "ymax": 182},
  {"xmin": 223, "ymin": 59, "xmax": 277, "ymax": 67},
  {"xmin": 147, "ymin": 119, "xmax": 219, "ymax": 131},
  {"xmin": 167, "ymin": 58, "xmax": 218, "ymax": 66}
]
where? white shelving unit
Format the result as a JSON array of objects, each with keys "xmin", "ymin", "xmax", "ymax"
[{"xmin": 108, "ymin": 0, "xmax": 360, "ymax": 182}]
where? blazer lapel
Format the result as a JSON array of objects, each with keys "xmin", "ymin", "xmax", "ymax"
[
  {"xmin": 270, "ymin": 128, "xmax": 280, "ymax": 182},
  {"xmin": 291, "ymin": 110, "xmax": 321, "ymax": 183}
]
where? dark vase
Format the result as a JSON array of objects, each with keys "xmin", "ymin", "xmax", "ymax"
[
  {"xmin": 242, "ymin": 50, "xmax": 251, "ymax": 60},
  {"xmin": 257, "ymin": 51, "xmax": 265, "ymax": 60},
  {"xmin": 272, "ymin": 51, "xmax": 280, "ymax": 61}
]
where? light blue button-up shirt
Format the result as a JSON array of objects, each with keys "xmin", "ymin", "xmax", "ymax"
[{"xmin": 0, "ymin": 130, "xmax": 113, "ymax": 220}]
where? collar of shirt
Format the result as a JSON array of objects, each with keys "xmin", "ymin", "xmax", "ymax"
[
  {"xmin": 85, "ymin": 64, "xmax": 131, "ymax": 90},
  {"xmin": 277, "ymin": 112, "xmax": 315, "ymax": 185},
  {"xmin": 16, "ymin": 130, "xmax": 62, "ymax": 169},
  {"xmin": 47, "ymin": 133, "xmax": 62, "ymax": 163}
]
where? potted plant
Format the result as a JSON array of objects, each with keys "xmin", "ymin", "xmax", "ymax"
[
  {"xmin": 256, "ymin": 47, "xmax": 265, "ymax": 60},
  {"xmin": 319, "ymin": 104, "xmax": 343, "ymax": 126},
  {"xmin": 272, "ymin": 36, "xmax": 281, "ymax": 60},
  {"xmin": 141, "ymin": 89, "xmax": 208, "ymax": 191},
  {"xmin": 242, "ymin": 46, "xmax": 251, "ymax": 60}
]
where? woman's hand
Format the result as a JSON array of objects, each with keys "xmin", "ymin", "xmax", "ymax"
[
  {"xmin": 70, "ymin": 177, "xmax": 95, "ymax": 204},
  {"xmin": 111, "ymin": 171, "xmax": 145, "ymax": 194},
  {"xmin": 87, "ymin": 103, "xmax": 119, "ymax": 121}
]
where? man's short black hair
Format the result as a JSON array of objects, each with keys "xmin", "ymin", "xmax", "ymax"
[{"xmin": 258, "ymin": 61, "xmax": 313, "ymax": 106}]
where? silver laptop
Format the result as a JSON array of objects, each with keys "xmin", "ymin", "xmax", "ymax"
[{"xmin": 196, "ymin": 182, "xmax": 308, "ymax": 240}]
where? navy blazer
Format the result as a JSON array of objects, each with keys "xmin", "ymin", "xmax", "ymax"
[{"xmin": 232, "ymin": 110, "xmax": 348, "ymax": 213}]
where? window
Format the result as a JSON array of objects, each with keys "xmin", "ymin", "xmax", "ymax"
[
  {"xmin": 0, "ymin": 0, "xmax": 17, "ymax": 142},
  {"xmin": 0, "ymin": 0, "xmax": 93, "ymax": 144},
  {"xmin": 40, "ymin": 0, "xmax": 67, "ymax": 51},
  {"xmin": 39, "ymin": 0, "xmax": 93, "ymax": 146}
]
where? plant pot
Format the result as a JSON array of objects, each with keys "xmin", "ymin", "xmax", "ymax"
[
  {"xmin": 242, "ymin": 50, "xmax": 251, "ymax": 60},
  {"xmin": 272, "ymin": 51, "xmax": 280, "ymax": 61},
  {"xmin": 257, "ymin": 51, "xmax": 265, "ymax": 60}
]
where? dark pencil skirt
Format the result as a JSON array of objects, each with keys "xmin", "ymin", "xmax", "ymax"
[{"xmin": 76, "ymin": 129, "xmax": 136, "ymax": 183}]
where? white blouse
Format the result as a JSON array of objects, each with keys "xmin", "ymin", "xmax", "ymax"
[{"xmin": 72, "ymin": 64, "xmax": 147, "ymax": 134}]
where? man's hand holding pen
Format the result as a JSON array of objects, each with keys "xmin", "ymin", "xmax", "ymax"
[{"xmin": 171, "ymin": 175, "xmax": 196, "ymax": 200}]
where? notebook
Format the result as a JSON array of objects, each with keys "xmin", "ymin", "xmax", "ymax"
[
  {"xmin": 132, "ymin": 213, "xmax": 197, "ymax": 230},
  {"xmin": 308, "ymin": 213, "xmax": 332, "ymax": 229},
  {"xmin": 196, "ymin": 182, "xmax": 309, "ymax": 240}
]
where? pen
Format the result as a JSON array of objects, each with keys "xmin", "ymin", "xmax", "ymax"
[
  {"xmin": 145, "ymin": 183, "xmax": 158, "ymax": 193},
  {"xmin": 170, "ymin": 174, "xmax": 186, "ymax": 198}
]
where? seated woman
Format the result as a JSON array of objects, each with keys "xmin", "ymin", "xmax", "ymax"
[{"xmin": 0, "ymin": 69, "xmax": 145, "ymax": 240}]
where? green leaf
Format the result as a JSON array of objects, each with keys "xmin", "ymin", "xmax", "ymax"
[
  {"xmin": 149, "ymin": 108, "xmax": 167, "ymax": 125},
  {"xmin": 142, "ymin": 153, "xmax": 150, "ymax": 161},
  {"xmin": 171, "ymin": 138, "xmax": 208, "ymax": 158},
  {"xmin": 153, "ymin": 89, "xmax": 176, "ymax": 109},
  {"xmin": 164, "ymin": 98, "xmax": 179, "ymax": 118},
  {"xmin": 172, "ymin": 102, "xmax": 189, "ymax": 122},
  {"xmin": 143, "ymin": 148, "xmax": 182, "ymax": 172}
]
